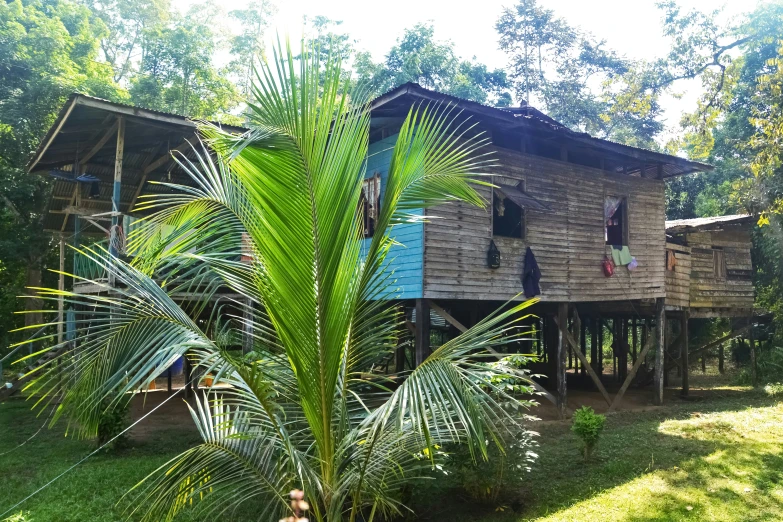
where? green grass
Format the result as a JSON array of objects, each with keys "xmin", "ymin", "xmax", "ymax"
[
  {"xmin": 438, "ymin": 387, "xmax": 783, "ymax": 522},
  {"xmin": 2, "ymin": 385, "xmax": 783, "ymax": 521},
  {"xmin": 0, "ymin": 398, "xmax": 204, "ymax": 522}
]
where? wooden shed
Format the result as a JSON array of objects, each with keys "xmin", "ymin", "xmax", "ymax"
[{"xmin": 664, "ymin": 215, "xmax": 755, "ymax": 318}]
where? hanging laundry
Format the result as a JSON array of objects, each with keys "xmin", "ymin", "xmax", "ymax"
[
  {"xmin": 611, "ymin": 245, "xmax": 633, "ymax": 266},
  {"xmin": 522, "ymin": 247, "xmax": 541, "ymax": 296},
  {"xmin": 627, "ymin": 257, "xmax": 638, "ymax": 271}
]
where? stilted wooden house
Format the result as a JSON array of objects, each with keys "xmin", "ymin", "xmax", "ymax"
[{"xmin": 22, "ymin": 84, "xmax": 760, "ymax": 416}]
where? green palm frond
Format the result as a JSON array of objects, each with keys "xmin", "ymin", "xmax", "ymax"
[{"xmin": 17, "ymin": 38, "xmax": 542, "ymax": 522}]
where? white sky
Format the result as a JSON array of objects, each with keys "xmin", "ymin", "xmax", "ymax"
[{"xmin": 180, "ymin": 0, "xmax": 755, "ymax": 140}]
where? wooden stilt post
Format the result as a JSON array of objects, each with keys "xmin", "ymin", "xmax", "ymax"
[
  {"xmin": 591, "ymin": 318, "xmax": 599, "ymax": 374},
  {"xmin": 414, "ymin": 299, "xmax": 430, "ymax": 367},
  {"xmin": 580, "ymin": 317, "xmax": 587, "ymax": 377},
  {"xmin": 632, "ymin": 318, "xmax": 638, "ymax": 364},
  {"xmin": 183, "ymin": 355, "xmax": 191, "ymax": 399},
  {"xmin": 598, "ymin": 319, "xmax": 604, "ymax": 373},
  {"xmin": 57, "ymin": 235, "xmax": 65, "ymax": 346},
  {"xmin": 719, "ymin": 344, "xmax": 725, "ymax": 374},
  {"xmin": 749, "ymin": 317, "xmax": 757, "ymax": 387},
  {"xmin": 654, "ymin": 298, "xmax": 666, "ymax": 405},
  {"xmin": 556, "ymin": 303, "xmax": 568, "ymax": 419},
  {"xmin": 681, "ymin": 309, "xmax": 689, "ymax": 397}
]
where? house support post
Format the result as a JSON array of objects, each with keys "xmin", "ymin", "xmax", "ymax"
[
  {"xmin": 749, "ymin": 317, "xmax": 757, "ymax": 387},
  {"xmin": 654, "ymin": 298, "xmax": 666, "ymax": 405},
  {"xmin": 556, "ymin": 303, "xmax": 568, "ymax": 419},
  {"xmin": 609, "ymin": 324, "xmax": 655, "ymax": 412},
  {"xmin": 242, "ymin": 299, "xmax": 254, "ymax": 354},
  {"xmin": 414, "ymin": 298, "xmax": 430, "ymax": 367},
  {"xmin": 57, "ymin": 235, "xmax": 65, "ymax": 346},
  {"xmin": 556, "ymin": 313, "xmax": 612, "ymax": 406},
  {"xmin": 719, "ymin": 344, "xmax": 725, "ymax": 374},
  {"xmin": 681, "ymin": 309, "xmax": 690, "ymax": 397},
  {"xmin": 109, "ymin": 117, "xmax": 124, "ymax": 259}
]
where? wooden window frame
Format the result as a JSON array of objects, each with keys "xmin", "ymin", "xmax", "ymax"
[
  {"xmin": 361, "ymin": 173, "xmax": 381, "ymax": 239},
  {"xmin": 491, "ymin": 178, "xmax": 526, "ymax": 240},
  {"xmin": 605, "ymin": 195, "xmax": 629, "ymax": 247},
  {"xmin": 713, "ymin": 248, "xmax": 727, "ymax": 280}
]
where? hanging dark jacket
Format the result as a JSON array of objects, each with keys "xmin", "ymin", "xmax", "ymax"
[{"xmin": 522, "ymin": 247, "xmax": 541, "ymax": 297}]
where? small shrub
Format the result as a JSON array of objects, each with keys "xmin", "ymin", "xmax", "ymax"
[
  {"xmin": 571, "ymin": 406, "xmax": 605, "ymax": 460},
  {"xmin": 764, "ymin": 382, "xmax": 783, "ymax": 397},
  {"xmin": 97, "ymin": 399, "xmax": 130, "ymax": 450},
  {"xmin": 445, "ymin": 432, "xmax": 538, "ymax": 505}
]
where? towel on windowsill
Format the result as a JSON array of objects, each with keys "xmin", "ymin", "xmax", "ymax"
[{"xmin": 611, "ymin": 245, "xmax": 633, "ymax": 266}]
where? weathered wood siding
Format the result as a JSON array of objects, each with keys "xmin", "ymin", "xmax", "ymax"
[
  {"xmin": 664, "ymin": 242, "xmax": 692, "ymax": 309},
  {"xmin": 363, "ymin": 134, "xmax": 424, "ymax": 299},
  {"xmin": 422, "ymin": 147, "xmax": 667, "ymax": 302},
  {"xmin": 686, "ymin": 228, "xmax": 754, "ymax": 310}
]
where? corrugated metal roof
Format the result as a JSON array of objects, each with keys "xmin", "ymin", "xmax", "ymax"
[
  {"xmin": 370, "ymin": 82, "xmax": 713, "ymax": 178},
  {"xmin": 666, "ymin": 214, "xmax": 755, "ymax": 231}
]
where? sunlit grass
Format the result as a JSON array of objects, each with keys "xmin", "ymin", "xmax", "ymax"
[{"xmin": 439, "ymin": 387, "xmax": 783, "ymax": 522}]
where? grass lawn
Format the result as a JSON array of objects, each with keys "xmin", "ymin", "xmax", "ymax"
[{"xmin": 1, "ymin": 382, "xmax": 782, "ymax": 521}]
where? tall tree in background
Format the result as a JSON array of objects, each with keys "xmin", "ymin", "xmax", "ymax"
[
  {"xmin": 229, "ymin": 2, "xmax": 276, "ymax": 95},
  {"xmin": 355, "ymin": 23, "xmax": 512, "ymax": 106},
  {"xmin": 0, "ymin": 0, "xmax": 123, "ymax": 346},
  {"xmin": 83, "ymin": 0, "xmax": 171, "ymax": 83},
  {"xmin": 495, "ymin": 0, "xmax": 662, "ymax": 146},
  {"xmin": 129, "ymin": 2, "xmax": 240, "ymax": 120}
]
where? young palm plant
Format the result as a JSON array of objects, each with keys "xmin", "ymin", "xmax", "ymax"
[{"xmin": 22, "ymin": 41, "xmax": 537, "ymax": 521}]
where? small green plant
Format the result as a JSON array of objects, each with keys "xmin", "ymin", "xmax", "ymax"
[
  {"xmin": 97, "ymin": 399, "xmax": 130, "ymax": 450},
  {"xmin": 571, "ymin": 406, "xmax": 605, "ymax": 460},
  {"xmin": 445, "ymin": 431, "xmax": 538, "ymax": 505},
  {"xmin": 764, "ymin": 382, "xmax": 783, "ymax": 397}
]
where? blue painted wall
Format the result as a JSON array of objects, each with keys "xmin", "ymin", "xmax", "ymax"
[{"xmin": 361, "ymin": 134, "xmax": 423, "ymax": 299}]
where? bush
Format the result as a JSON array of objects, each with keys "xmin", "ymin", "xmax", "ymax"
[
  {"xmin": 445, "ymin": 431, "xmax": 538, "ymax": 505},
  {"xmin": 571, "ymin": 406, "xmax": 605, "ymax": 460},
  {"xmin": 737, "ymin": 345, "xmax": 783, "ymax": 385},
  {"xmin": 97, "ymin": 399, "xmax": 130, "ymax": 450}
]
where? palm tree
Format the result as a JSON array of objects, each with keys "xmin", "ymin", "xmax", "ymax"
[{"xmin": 24, "ymin": 41, "xmax": 537, "ymax": 521}]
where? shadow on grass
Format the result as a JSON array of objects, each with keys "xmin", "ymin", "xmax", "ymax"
[{"xmin": 411, "ymin": 390, "xmax": 783, "ymax": 522}]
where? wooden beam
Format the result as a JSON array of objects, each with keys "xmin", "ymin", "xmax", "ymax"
[
  {"xmin": 80, "ymin": 118, "xmax": 119, "ymax": 164},
  {"xmin": 681, "ymin": 309, "xmax": 690, "ymax": 396},
  {"xmin": 57, "ymin": 235, "xmax": 65, "ymax": 346},
  {"xmin": 654, "ymin": 298, "xmax": 666, "ymax": 405},
  {"xmin": 28, "ymin": 97, "xmax": 79, "ymax": 171},
  {"xmin": 428, "ymin": 299, "xmax": 558, "ymax": 407},
  {"xmin": 609, "ymin": 327, "xmax": 655, "ymax": 412},
  {"xmin": 128, "ymin": 141, "xmax": 177, "ymax": 211},
  {"xmin": 749, "ymin": 318, "xmax": 757, "ymax": 387},
  {"xmin": 414, "ymin": 299, "xmax": 430, "ymax": 367},
  {"xmin": 427, "ymin": 300, "xmax": 466, "ymax": 332},
  {"xmin": 142, "ymin": 141, "xmax": 190, "ymax": 176},
  {"xmin": 555, "ymin": 316, "xmax": 612, "ymax": 407},
  {"xmin": 556, "ymin": 304, "xmax": 568, "ymax": 419}
]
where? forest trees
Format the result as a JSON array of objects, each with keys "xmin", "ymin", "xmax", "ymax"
[
  {"xmin": 0, "ymin": 0, "xmax": 123, "ymax": 342},
  {"xmin": 0, "ymin": 0, "xmax": 254, "ymax": 349},
  {"xmin": 354, "ymin": 23, "xmax": 513, "ymax": 106}
]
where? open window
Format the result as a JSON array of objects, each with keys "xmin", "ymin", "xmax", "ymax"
[
  {"xmin": 360, "ymin": 173, "xmax": 381, "ymax": 238},
  {"xmin": 492, "ymin": 181, "xmax": 552, "ymax": 239},
  {"xmin": 605, "ymin": 196, "xmax": 628, "ymax": 246},
  {"xmin": 493, "ymin": 188, "xmax": 524, "ymax": 239},
  {"xmin": 713, "ymin": 248, "xmax": 727, "ymax": 279}
]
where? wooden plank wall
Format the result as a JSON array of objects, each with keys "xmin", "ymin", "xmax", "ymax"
[
  {"xmin": 664, "ymin": 242, "xmax": 692, "ymax": 308},
  {"xmin": 686, "ymin": 227, "xmax": 754, "ymax": 309},
  {"xmin": 363, "ymin": 134, "xmax": 424, "ymax": 299},
  {"xmin": 422, "ymin": 146, "xmax": 667, "ymax": 302}
]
